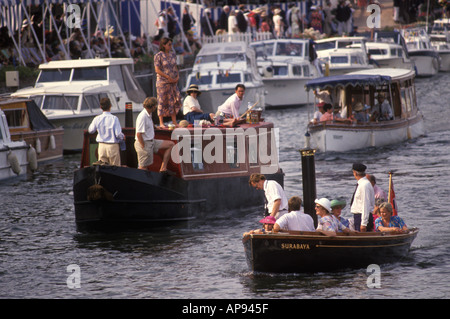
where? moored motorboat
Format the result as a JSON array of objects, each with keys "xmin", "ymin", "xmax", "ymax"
[
  {"xmin": 401, "ymin": 28, "xmax": 440, "ymax": 77},
  {"xmin": 11, "ymin": 58, "xmax": 146, "ymax": 152},
  {"xmin": 0, "ymin": 97, "xmax": 63, "ymax": 163},
  {"xmin": 183, "ymin": 42, "xmax": 265, "ymax": 113},
  {"xmin": 314, "ymin": 36, "xmax": 373, "ymax": 76},
  {"xmin": 305, "ymin": 68, "xmax": 425, "ymax": 153},
  {"xmin": 73, "ymin": 118, "xmax": 283, "ymax": 231},
  {"xmin": 0, "ymin": 109, "xmax": 31, "ymax": 182},
  {"xmin": 365, "ymin": 41, "xmax": 415, "ymax": 71},
  {"xmin": 429, "ymin": 28, "xmax": 450, "ymax": 72},
  {"xmin": 250, "ymin": 39, "xmax": 321, "ymax": 108}
]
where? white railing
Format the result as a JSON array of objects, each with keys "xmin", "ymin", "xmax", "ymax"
[{"xmin": 201, "ymin": 32, "xmax": 273, "ymax": 44}]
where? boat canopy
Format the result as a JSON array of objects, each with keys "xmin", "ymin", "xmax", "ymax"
[{"xmin": 305, "ymin": 74, "xmax": 391, "ymax": 91}]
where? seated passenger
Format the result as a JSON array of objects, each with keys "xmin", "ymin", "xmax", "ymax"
[
  {"xmin": 315, "ymin": 198, "xmax": 350, "ymax": 236},
  {"xmin": 243, "ymin": 215, "xmax": 276, "ymax": 237},
  {"xmin": 311, "ymin": 103, "xmax": 325, "ymax": 124},
  {"xmin": 330, "ymin": 199, "xmax": 349, "ymax": 228},
  {"xmin": 273, "ymin": 196, "xmax": 315, "ymax": 233},
  {"xmin": 320, "ymin": 103, "xmax": 334, "ymax": 122},
  {"xmin": 375, "ymin": 202, "xmax": 408, "ymax": 233},
  {"xmin": 183, "ymin": 84, "xmax": 214, "ymax": 124},
  {"xmin": 353, "ymin": 102, "xmax": 368, "ymax": 123},
  {"xmin": 372, "ymin": 93, "xmax": 393, "ymax": 121}
]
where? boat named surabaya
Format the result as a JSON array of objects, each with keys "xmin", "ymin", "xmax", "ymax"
[
  {"xmin": 243, "ymin": 149, "xmax": 419, "ymax": 273},
  {"xmin": 306, "ymin": 68, "xmax": 425, "ymax": 153},
  {"xmin": 73, "ymin": 117, "xmax": 283, "ymax": 231}
]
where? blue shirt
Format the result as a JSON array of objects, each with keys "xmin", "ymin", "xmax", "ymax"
[
  {"xmin": 375, "ymin": 215, "xmax": 406, "ymax": 231},
  {"xmin": 88, "ymin": 111, "xmax": 124, "ymax": 143}
]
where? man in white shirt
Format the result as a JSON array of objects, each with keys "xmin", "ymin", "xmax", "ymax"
[
  {"xmin": 350, "ymin": 163, "xmax": 375, "ymax": 232},
  {"xmin": 249, "ymin": 173, "xmax": 288, "ymax": 219},
  {"xmin": 273, "ymin": 196, "xmax": 315, "ymax": 232},
  {"xmin": 135, "ymin": 97, "xmax": 175, "ymax": 174},
  {"xmin": 88, "ymin": 97, "xmax": 124, "ymax": 166},
  {"xmin": 217, "ymin": 84, "xmax": 245, "ymax": 120}
]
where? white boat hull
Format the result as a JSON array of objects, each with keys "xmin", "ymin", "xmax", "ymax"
[
  {"xmin": 308, "ymin": 115, "xmax": 425, "ymax": 152},
  {"xmin": 48, "ymin": 111, "xmax": 141, "ymax": 152},
  {"xmin": 408, "ymin": 54, "xmax": 439, "ymax": 76},
  {"xmin": 263, "ymin": 77, "xmax": 311, "ymax": 108},
  {"xmin": 197, "ymin": 85, "xmax": 265, "ymax": 115},
  {"xmin": 374, "ymin": 57, "xmax": 415, "ymax": 70},
  {"xmin": 438, "ymin": 52, "xmax": 450, "ymax": 71},
  {"xmin": 0, "ymin": 143, "xmax": 29, "ymax": 181}
]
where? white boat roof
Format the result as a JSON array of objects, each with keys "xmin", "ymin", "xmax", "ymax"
[
  {"xmin": 315, "ymin": 36, "xmax": 367, "ymax": 43},
  {"xmin": 12, "ymin": 82, "xmax": 118, "ymax": 96},
  {"xmin": 366, "ymin": 42, "xmax": 402, "ymax": 48},
  {"xmin": 196, "ymin": 42, "xmax": 248, "ymax": 56},
  {"xmin": 348, "ymin": 68, "xmax": 415, "ymax": 80},
  {"xmin": 38, "ymin": 58, "xmax": 134, "ymax": 69}
]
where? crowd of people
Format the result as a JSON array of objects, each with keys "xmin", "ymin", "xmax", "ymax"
[{"xmin": 243, "ymin": 162, "xmax": 409, "ymax": 237}]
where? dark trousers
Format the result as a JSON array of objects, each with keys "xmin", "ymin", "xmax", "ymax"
[
  {"xmin": 185, "ymin": 111, "xmax": 211, "ymax": 124},
  {"xmin": 353, "ymin": 213, "xmax": 374, "ymax": 231}
]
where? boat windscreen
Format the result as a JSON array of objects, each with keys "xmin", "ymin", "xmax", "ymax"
[
  {"xmin": 331, "ymin": 56, "xmax": 349, "ymax": 64},
  {"xmin": 217, "ymin": 73, "xmax": 241, "ymax": 83},
  {"xmin": 72, "ymin": 67, "xmax": 107, "ymax": 81},
  {"xmin": 189, "ymin": 75, "xmax": 213, "ymax": 86},
  {"xmin": 37, "ymin": 69, "xmax": 71, "ymax": 83},
  {"xmin": 42, "ymin": 96, "xmax": 79, "ymax": 111}
]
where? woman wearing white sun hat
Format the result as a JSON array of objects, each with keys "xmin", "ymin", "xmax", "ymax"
[{"xmin": 315, "ymin": 198, "xmax": 350, "ymax": 236}]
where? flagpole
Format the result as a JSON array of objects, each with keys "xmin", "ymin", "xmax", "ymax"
[{"xmin": 388, "ymin": 171, "xmax": 393, "ymax": 203}]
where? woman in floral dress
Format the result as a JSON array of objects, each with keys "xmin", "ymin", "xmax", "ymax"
[{"xmin": 154, "ymin": 37, "xmax": 181, "ymax": 127}]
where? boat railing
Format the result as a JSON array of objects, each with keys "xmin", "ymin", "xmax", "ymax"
[{"xmin": 201, "ymin": 32, "xmax": 273, "ymax": 45}]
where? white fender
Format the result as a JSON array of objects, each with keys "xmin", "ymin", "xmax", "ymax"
[
  {"xmin": 35, "ymin": 137, "xmax": 41, "ymax": 154},
  {"xmin": 27, "ymin": 146, "xmax": 38, "ymax": 171},
  {"xmin": 49, "ymin": 135, "xmax": 56, "ymax": 150},
  {"xmin": 7, "ymin": 151, "xmax": 21, "ymax": 175}
]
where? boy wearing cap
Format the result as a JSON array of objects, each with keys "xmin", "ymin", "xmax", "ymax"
[{"xmin": 350, "ymin": 163, "xmax": 375, "ymax": 232}]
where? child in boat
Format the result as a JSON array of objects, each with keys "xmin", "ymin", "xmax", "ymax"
[{"xmin": 242, "ymin": 216, "xmax": 276, "ymax": 237}]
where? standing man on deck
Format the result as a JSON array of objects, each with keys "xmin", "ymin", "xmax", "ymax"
[
  {"xmin": 350, "ymin": 163, "xmax": 375, "ymax": 232},
  {"xmin": 88, "ymin": 97, "xmax": 124, "ymax": 166},
  {"xmin": 249, "ymin": 173, "xmax": 288, "ymax": 220}
]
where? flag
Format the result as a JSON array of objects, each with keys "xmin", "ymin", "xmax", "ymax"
[{"xmin": 388, "ymin": 173, "xmax": 398, "ymax": 216}]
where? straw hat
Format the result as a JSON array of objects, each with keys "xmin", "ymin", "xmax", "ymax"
[
  {"xmin": 354, "ymin": 102, "xmax": 364, "ymax": 112},
  {"xmin": 187, "ymin": 84, "xmax": 201, "ymax": 96}
]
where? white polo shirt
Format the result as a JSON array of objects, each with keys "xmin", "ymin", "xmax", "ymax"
[
  {"xmin": 264, "ymin": 180, "xmax": 288, "ymax": 217},
  {"xmin": 135, "ymin": 109, "xmax": 155, "ymax": 141},
  {"xmin": 275, "ymin": 208, "xmax": 315, "ymax": 232},
  {"xmin": 217, "ymin": 93, "xmax": 242, "ymax": 118}
]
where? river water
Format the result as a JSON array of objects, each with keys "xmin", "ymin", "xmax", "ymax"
[{"xmin": 1, "ymin": 73, "xmax": 449, "ymax": 301}]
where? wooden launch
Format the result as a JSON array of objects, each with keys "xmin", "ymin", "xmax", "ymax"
[
  {"xmin": 0, "ymin": 97, "xmax": 63, "ymax": 163},
  {"xmin": 243, "ymin": 229, "xmax": 418, "ymax": 273},
  {"xmin": 242, "ymin": 147, "xmax": 418, "ymax": 273},
  {"xmin": 73, "ymin": 116, "xmax": 283, "ymax": 231}
]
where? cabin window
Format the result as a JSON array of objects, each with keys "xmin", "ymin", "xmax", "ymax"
[
  {"xmin": 217, "ymin": 73, "xmax": 241, "ymax": 84},
  {"xmin": 226, "ymin": 138, "xmax": 239, "ymax": 169},
  {"xmin": 189, "ymin": 75, "xmax": 212, "ymax": 86},
  {"xmin": 3, "ymin": 109, "xmax": 29, "ymax": 129},
  {"xmin": 331, "ymin": 56, "xmax": 348, "ymax": 64},
  {"xmin": 42, "ymin": 95, "xmax": 79, "ymax": 111},
  {"xmin": 315, "ymin": 41, "xmax": 335, "ymax": 51},
  {"xmin": 351, "ymin": 56, "xmax": 360, "ymax": 64},
  {"xmin": 191, "ymin": 145, "xmax": 204, "ymax": 170},
  {"xmin": 369, "ymin": 49, "xmax": 387, "ymax": 56},
  {"xmin": 81, "ymin": 93, "xmax": 108, "ymax": 111},
  {"xmin": 31, "ymin": 95, "xmax": 43, "ymax": 108},
  {"xmin": 397, "ymin": 49, "xmax": 403, "ymax": 57},
  {"xmin": 273, "ymin": 66, "xmax": 288, "ymax": 76},
  {"xmin": 37, "ymin": 69, "xmax": 71, "ymax": 82},
  {"xmin": 244, "ymin": 73, "xmax": 252, "ymax": 82},
  {"xmin": 72, "ymin": 67, "xmax": 107, "ymax": 81},
  {"xmin": 302, "ymin": 65, "xmax": 310, "ymax": 77},
  {"xmin": 292, "ymin": 65, "xmax": 302, "ymax": 76}
]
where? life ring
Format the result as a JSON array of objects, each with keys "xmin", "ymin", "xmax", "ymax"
[
  {"xmin": 7, "ymin": 151, "xmax": 21, "ymax": 175},
  {"xmin": 27, "ymin": 146, "xmax": 38, "ymax": 171}
]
